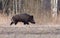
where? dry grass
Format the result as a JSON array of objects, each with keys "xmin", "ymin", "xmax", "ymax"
[
  {"xmin": 0, "ymin": 12, "xmax": 60, "ymax": 27},
  {"xmin": 0, "ymin": 14, "xmax": 10, "ymax": 26}
]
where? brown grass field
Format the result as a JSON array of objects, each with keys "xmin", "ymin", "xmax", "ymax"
[
  {"xmin": 0, "ymin": 12, "xmax": 60, "ymax": 38},
  {"xmin": 0, "ymin": 11, "xmax": 60, "ymax": 27}
]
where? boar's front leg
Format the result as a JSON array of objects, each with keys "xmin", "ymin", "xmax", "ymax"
[{"xmin": 10, "ymin": 22, "xmax": 14, "ymax": 25}]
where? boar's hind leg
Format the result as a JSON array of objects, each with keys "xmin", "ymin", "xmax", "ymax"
[
  {"xmin": 24, "ymin": 22, "xmax": 29, "ymax": 25},
  {"xmin": 14, "ymin": 21, "xmax": 18, "ymax": 25},
  {"xmin": 10, "ymin": 22, "xmax": 14, "ymax": 25}
]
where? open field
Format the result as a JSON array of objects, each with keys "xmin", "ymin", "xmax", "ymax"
[{"xmin": 0, "ymin": 13, "xmax": 60, "ymax": 38}]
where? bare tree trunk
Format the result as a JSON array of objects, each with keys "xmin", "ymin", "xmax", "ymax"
[
  {"xmin": 20, "ymin": 0, "xmax": 24, "ymax": 13},
  {"xmin": 13, "ymin": 0, "xmax": 15, "ymax": 15},
  {"xmin": 2, "ymin": 0, "xmax": 5, "ymax": 14},
  {"xmin": 51, "ymin": 0, "xmax": 58, "ymax": 17},
  {"xmin": 15, "ymin": 0, "xmax": 17, "ymax": 14},
  {"xmin": 19, "ymin": 0, "xmax": 21, "ymax": 13}
]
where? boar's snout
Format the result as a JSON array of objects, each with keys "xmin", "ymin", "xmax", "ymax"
[{"xmin": 30, "ymin": 20, "xmax": 35, "ymax": 24}]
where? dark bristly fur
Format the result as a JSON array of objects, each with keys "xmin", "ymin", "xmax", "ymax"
[{"xmin": 10, "ymin": 13, "xmax": 35, "ymax": 25}]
